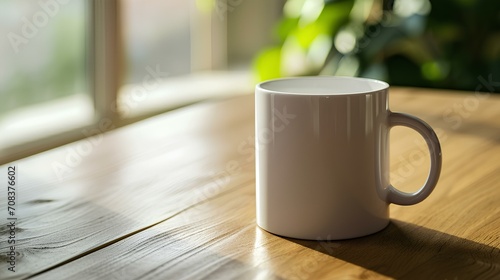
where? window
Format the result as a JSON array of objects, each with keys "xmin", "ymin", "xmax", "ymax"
[
  {"xmin": 122, "ymin": 0, "xmax": 192, "ymax": 81},
  {"xmin": 0, "ymin": 0, "xmax": 91, "ymax": 162},
  {"xmin": 1, "ymin": 0, "xmax": 282, "ymax": 164}
]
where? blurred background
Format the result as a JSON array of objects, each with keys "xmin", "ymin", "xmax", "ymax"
[
  {"xmin": 254, "ymin": 0, "xmax": 500, "ymax": 91},
  {"xmin": 0, "ymin": 0, "xmax": 499, "ymax": 161}
]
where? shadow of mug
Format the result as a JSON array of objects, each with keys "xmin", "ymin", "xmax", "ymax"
[{"xmin": 286, "ymin": 220, "xmax": 500, "ymax": 279}]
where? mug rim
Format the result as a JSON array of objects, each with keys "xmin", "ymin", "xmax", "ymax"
[{"xmin": 256, "ymin": 76, "xmax": 389, "ymax": 96}]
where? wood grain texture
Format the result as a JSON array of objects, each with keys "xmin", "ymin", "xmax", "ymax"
[
  {"xmin": 0, "ymin": 97, "xmax": 255, "ymax": 279},
  {"xmin": 2, "ymin": 87, "xmax": 500, "ymax": 279}
]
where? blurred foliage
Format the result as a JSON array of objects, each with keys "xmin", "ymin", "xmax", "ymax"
[
  {"xmin": 0, "ymin": 1, "xmax": 86, "ymax": 116},
  {"xmin": 253, "ymin": 0, "xmax": 500, "ymax": 92}
]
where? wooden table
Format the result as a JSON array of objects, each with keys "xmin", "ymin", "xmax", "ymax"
[{"xmin": 1, "ymin": 87, "xmax": 500, "ymax": 280}]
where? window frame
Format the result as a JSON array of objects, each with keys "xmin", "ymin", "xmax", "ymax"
[
  {"xmin": 1, "ymin": 0, "xmax": 270, "ymax": 165},
  {"xmin": 1, "ymin": 0, "xmax": 120, "ymax": 164}
]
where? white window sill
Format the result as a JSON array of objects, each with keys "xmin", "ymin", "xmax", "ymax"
[
  {"xmin": 0, "ymin": 70, "xmax": 253, "ymax": 164},
  {"xmin": 118, "ymin": 70, "xmax": 253, "ymax": 120},
  {"xmin": 0, "ymin": 94, "xmax": 95, "ymax": 148}
]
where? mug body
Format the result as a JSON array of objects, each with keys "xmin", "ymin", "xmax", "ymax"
[{"xmin": 255, "ymin": 76, "xmax": 391, "ymax": 240}]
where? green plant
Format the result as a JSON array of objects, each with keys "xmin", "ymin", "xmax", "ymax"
[{"xmin": 253, "ymin": 0, "xmax": 500, "ymax": 92}]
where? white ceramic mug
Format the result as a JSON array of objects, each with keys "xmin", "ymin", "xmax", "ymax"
[{"xmin": 255, "ymin": 76, "xmax": 442, "ymax": 240}]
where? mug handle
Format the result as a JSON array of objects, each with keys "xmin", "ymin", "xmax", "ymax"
[{"xmin": 386, "ymin": 112, "xmax": 442, "ymax": 205}]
